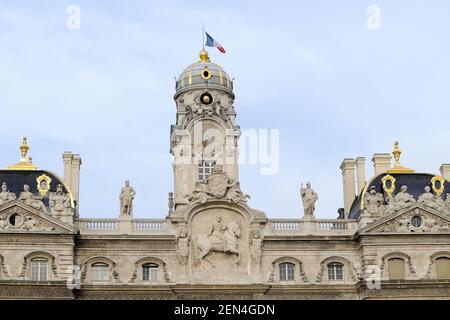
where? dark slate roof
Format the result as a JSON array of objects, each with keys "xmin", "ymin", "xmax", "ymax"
[
  {"xmin": 0, "ymin": 169, "xmax": 72, "ymax": 208},
  {"xmin": 347, "ymin": 172, "xmax": 450, "ymax": 219}
]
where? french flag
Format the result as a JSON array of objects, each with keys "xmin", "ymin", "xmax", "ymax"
[{"xmin": 205, "ymin": 31, "xmax": 226, "ymax": 53}]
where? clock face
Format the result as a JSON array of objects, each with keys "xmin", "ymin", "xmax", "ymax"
[{"xmin": 200, "ymin": 92, "xmax": 213, "ymax": 105}]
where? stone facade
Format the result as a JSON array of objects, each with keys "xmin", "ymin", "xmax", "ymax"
[{"xmin": 0, "ymin": 50, "xmax": 449, "ymax": 300}]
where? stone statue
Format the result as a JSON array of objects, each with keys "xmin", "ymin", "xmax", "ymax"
[
  {"xmin": 168, "ymin": 192, "xmax": 174, "ymax": 214},
  {"xmin": 300, "ymin": 182, "xmax": 318, "ymax": 217},
  {"xmin": 418, "ymin": 186, "xmax": 446, "ymax": 212},
  {"xmin": 18, "ymin": 184, "xmax": 47, "ymax": 213},
  {"xmin": 0, "ymin": 182, "xmax": 16, "ymax": 206},
  {"xmin": 249, "ymin": 228, "xmax": 263, "ymax": 263},
  {"xmin": 176, "ymin": 226, "xmax": 189, "ymax": 265},
  {"xmin": 364, "ymin": 186, "xmax": 384, "ymax": 215},
  {"xmin": 49, "ymin": 184, "xmax": 71, "ymax": 215},
  {"xmin": 445, "ymin": 193, "xmax": 450, "ymax": 211},
  {"xmin": 385, "ymin": 185, "xmax": 416, "ymax": 215},
  {"xmin": 120, "ymin": 181, "xmax": 136, "ymax": 216}
]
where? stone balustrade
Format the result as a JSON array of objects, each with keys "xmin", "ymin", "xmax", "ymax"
[
  {"xmin": 78, "ymin": 218, "xmax": 169, "ymax": 235},
  {"xmin": 133, "ymin": 219, "xmax": 167, "ymax": 231},
  {"xmin": 77, "ymin": 217, "xmax": 358, "ymax": 236},
  {"xmin": 79, "ymin": 219, "xmax": 118, "ymax": 231},
  {"xmin": 269, "ymin": 218, "xmax": 358, "ymax": 235}
]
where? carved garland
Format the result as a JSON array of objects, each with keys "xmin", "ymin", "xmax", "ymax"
[{"xmin": 0, "ymin": 255, "xmax": 9, "ymax": 278}]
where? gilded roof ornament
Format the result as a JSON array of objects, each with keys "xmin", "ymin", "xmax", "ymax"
[
  {"xmin": 387, "ymin": 141, "xmax": 415, "ymax": 173},
  {"xmin": 199, "ymin": 49, "xmax": 210, "ymax": 62},
  {"xmin": 6, "ymin": 137, "xmax": 38, "ymax": 170}
]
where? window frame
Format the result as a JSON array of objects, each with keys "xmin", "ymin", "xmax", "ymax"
[
  {"xmin": 387, "ymin": 257, "xmax": 406, "ymax": 280},
  {"xmin": 435, "ymin": 257, "xmax": 450, "ymax": 280},
  {"xmin": 198, "ymin": 160, "xmax": 216, "ymax": 181},
  {"xmin": 279, "ymin": 262, "xmax": 295, "ymax": 281},
  {"xmin": 327, "ymin": 262, "xmax": 344, "ymax": 281},
  {"xmin": 91, "ymin": 262, "xmax": 110, "ymax": 282},
  {"xmin": 30, "ymin": 258, "xmax": 48, "ymax": 281},
  {"xmin": 142, "ymin": 263, "xmax": 160, "ymax": 282}
]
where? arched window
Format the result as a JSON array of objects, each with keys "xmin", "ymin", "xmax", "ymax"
[
  {"xmin": 31, "ymin": 258, "xmax": 48, "ymax": 281},
  {"xmin": 91, "ymin": 263, "xmax": 109, "ymax": 281},
  {"xmin": 279, "ymin": 262, "xmax": 295, "ymax": 281},
  {"xmin": 388, "ymin": 258, "xmax": 405, "ymax": 280},
  {"xmin": 142, "ymin": 263, "xmax": 159, "ymax": 282},
  {"xmin": 435, "ymin": 257, "xmax": 450, "ymax": 279},
  {"xmin": 328, "ymin": 262, "xmax": 344, "ymax": 280}
]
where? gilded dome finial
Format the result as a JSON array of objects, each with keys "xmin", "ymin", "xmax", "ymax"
[
  {"xmin": 387, "ymin": 141, "xmax": 415, "ymax": 173},
  {"xmin": 392, "ymin": 141, "xmax": 401, "ymax": 166},
  {"xmin": 20, "ymin": 137, "xmax": 29, "ymax": 162},
  {"xmin": 6, "ymin": 137, "xmax": 37, "ymax": 170},
  {"xmin": 199, "ymin": 49, "xmax": 210, "ymax": 62}
]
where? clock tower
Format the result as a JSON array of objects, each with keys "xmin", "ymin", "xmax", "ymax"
[{"xmin": 170, "ymin": 50, "xmax": 241, "ymax": 212}]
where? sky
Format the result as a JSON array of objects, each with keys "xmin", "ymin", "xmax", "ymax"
[{"xmin": 1, "ymin": 0, "xmax": 450, "ymax": 219}]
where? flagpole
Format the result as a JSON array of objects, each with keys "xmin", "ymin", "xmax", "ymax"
[{"xmin": 202, "ymin": 23, "xmax": 205, "ymax": 50}]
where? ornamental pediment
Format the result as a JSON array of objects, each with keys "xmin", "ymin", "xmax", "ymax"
[
  {"xmin": 0, "ymin": 201, "xmax": 77, "ymax": 234},
  {"xmin": 359, "ymin": 203, "xmax": 450, "ymax": 234}
]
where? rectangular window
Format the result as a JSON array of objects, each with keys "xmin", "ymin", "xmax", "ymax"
[
  {"xmin": 31, "ymin": 259, "xmax": 48, "ymax": 281},
  {"xmin": 328, "ymin": 263, "xmax": 344, "ymax": 280},
  {"xmin": 198, "ymin": 160, "xmax": 216, "ymax": 181},
  {"xmin": 279, "ymin": 263, "xmax": 295, "ymax": 281},
  {"xmin": 91, "ymin": 264, "xmax": 109, "ymax": 281},
  {"xmin": 388, "ymin": 258, "xmax": 405, "ymax": 280},
  {"xmin": 142, "ymin": 264, "xmax": 159, "ymax": 282}
]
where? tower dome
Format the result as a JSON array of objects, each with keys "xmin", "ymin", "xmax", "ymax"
[{"xmin": 174, "ymin": 50, "xmax": 233, "ymax": 98}]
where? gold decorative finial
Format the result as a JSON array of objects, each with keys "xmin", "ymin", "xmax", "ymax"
[
  {"xmin": 6, "ymin": 137, "xmax": 37, "ymax": 170},
  {"xmin": 199, "ymin": 49, "xmax": 209, "ymax": 62},
  {"xmin": 392, "ymin": 141, "xmax": 401, "ymax": 167},
  {"xmin": 387, "ymin": 141, "xmax": 415, "ymax": 173},
  {"xmin": 20, "ymin": 137, "xmax": 29, "ymax": 162}
]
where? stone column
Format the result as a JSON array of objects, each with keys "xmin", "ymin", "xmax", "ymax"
[
  {"xmin": 355, "ymin": 157, "xmax": 366, "ymax": 194},
  {"xmin": 340, "ymin": 159, "xmax": 356, "ymax": 218},
  {"xmin": 440, "ymin": 164, "xmax": 450, "ymax": 181},
  {"xmin": 372, "ymin": 153, "xmax": 391, "ymax": 176}
]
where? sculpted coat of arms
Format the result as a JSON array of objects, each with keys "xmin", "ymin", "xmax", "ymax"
[{"xmin": 188, "ymin": 165, "xmax": 250, "ymax": 204}]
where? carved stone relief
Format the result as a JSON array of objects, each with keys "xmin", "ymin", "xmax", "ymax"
[
  {"xmin": 372, "ymin": 208, "xmax": 450, "ymax": 233},
  {"xmin": 249, "ymin": 228, "xmax": 263, "ymax": 264},
  {"xmin": 0, "ymin": 207, "xmax": 56, "ymax": 232},
  {"xmin": 187, "ymin": 165, "xmax": 250, "ymax": 205},
  {"xmin": 48, "ymin": 184, "xmax": 72, "ymax": 216},
  {"xmin": 177, "ymin": 91, "xmax": 236, "ymax": 129},
  {"xmin": 190, "ymin": 208, "xmax": 248, "ymax": 282},
  {"xmin": 176, "ymin": 226, "xmax": 190, "ymax": 265}
]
